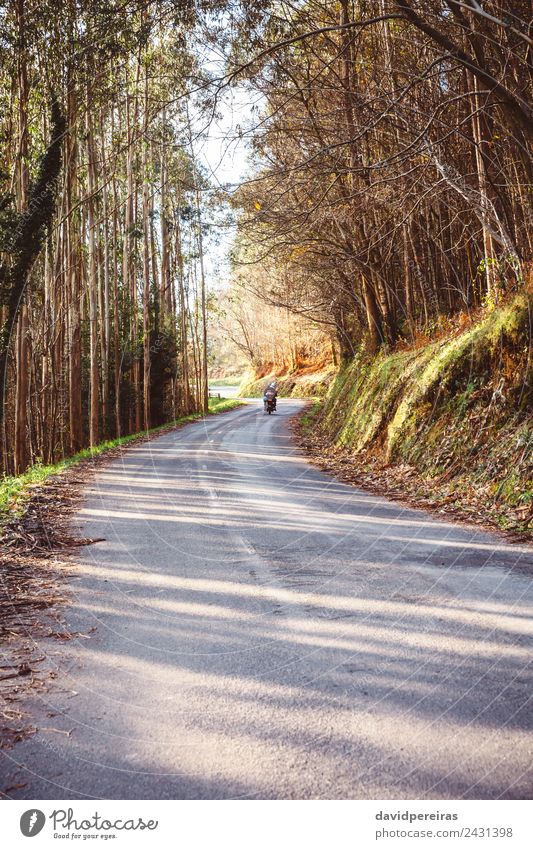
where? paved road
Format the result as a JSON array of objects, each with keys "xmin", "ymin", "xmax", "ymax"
[
  {"xmin": 209, "ymin": 384, "xmax": 240, "ymax": 398},
  {"xmin": 3, "ymin": 400, "xmax": 532, "ymax": 799}
]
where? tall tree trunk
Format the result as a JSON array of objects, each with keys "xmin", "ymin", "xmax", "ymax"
[
  {"xmin": 111, "ymin": 166, "xmax": 121, "ymax": 438},
  {"xmin": 100, "ymin": 108, "xmax": 110, "ymax": 437},
  {"xmin": 14, "ymin": 0, "xmax": 29, "ymax": 474},
  {"xmin": 141, "ymin": 72, "xmax": 151, "ymax": 431},
  {"xmin": 187, "ymin": 110, "xmax": 208, "ymax": 413},
  {"xmin": 362, "ymin": 276, "xmax": 383, "ymax": 354},
  {"xmin": 195, "ymin": 186, "xmax": 209, "ymax": 415},
  {"xmin": 42, "ymin": 241, "xmax": 51, "ymax": 462},
  {"xmin": 66, "ymin": 45, "xmax": 82, "ymax": 453},
  {"xmin": 86, "ymin": 78, "xmax": 99, "ymax": 447},
  {"xmin": 14, "ymin": 307, "xmax": 29, "ymax": 473},
  {"xmin": 468, "ymin": 70, "xmax": 497, "ymax": 300},
  {"xmin": 339, "ymin": 0, "xmax": 384, "ymax": 353},
  {"xmin": 402, "ymin": 224, "xmax": 415, "ymax": 339},
  {"xmin": 123, "ymin": 65, "xmax": 142, "ymax": 434},
  {"xmin": 175, "ymin": 199, "xmax": 191, "ymax": 414},
  {"xmin": 160, "ymin": 111, "xmax": 172, "ymax": 314}
]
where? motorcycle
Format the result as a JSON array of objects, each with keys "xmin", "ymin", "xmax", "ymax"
[{"xmin": 264, "ymin": 392, "xmax": 276, "ymax": 414}]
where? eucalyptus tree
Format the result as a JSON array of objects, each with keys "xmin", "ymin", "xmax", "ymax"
[
  {"xmin": 0, "ymin": 0, "xmax": 220, "ymax": 474},
  {"xmin": 228, "ymin": 0, "xmax": 532, "ymax": 358}
]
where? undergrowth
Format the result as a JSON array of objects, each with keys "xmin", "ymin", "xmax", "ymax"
[{"xmin": 307, "ymin": 294, "xmax": 532, "ymax": 533}]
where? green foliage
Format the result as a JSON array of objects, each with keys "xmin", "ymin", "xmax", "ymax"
[
  {"xmin": 299, "ymin": 401, "xmax": 322, "ymax": 432},
  {"xmin": 316, "ymin": 295, "xmax": 532, "ymax": 520},
  {"xmin": 207, "ymin": 398, "xmax": 243, "ymax": 414}
]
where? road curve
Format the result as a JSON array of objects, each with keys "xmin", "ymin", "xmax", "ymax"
[{"xmin": 3, "ymin": 400, "xmax": 532, "ymax": 799}]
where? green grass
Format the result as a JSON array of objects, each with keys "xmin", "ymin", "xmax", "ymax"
[
  {"xmin": 300, "ymin": 401, "xmax": 322, "ymax": 432},
  {"xmin": 0, "ymin": 397, "xmax": 243, "ymax": 522},
  {"xmin": 314, "ymin": 294, "xmax": 532, "ymax": 527},
  {"xmin": 239, "ymin": 367, "xmax": 335, "ymax": 399}
]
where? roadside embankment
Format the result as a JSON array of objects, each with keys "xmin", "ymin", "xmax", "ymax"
[
  {"xmin": 297, "ymin": 294, "xmax": 532, "ymax": 539},
  {"xmin": 239, "ymin": 366, "xmax": 335, "ymax": 399}
]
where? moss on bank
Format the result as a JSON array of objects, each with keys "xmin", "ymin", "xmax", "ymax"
[
  {"xmin": 308, "ymin": 294, "xmax": 532, "ymax": 532},
  {"xmin": 239, "ymin": 366, "xmax": 335, "ymax": 399}
]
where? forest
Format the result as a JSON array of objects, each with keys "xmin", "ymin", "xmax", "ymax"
[
  {"xmin": 0, "ymin": 0, "xmax": 531, "ymax": 485},
  {"xmin": 226, "ymin": 0, "xmax": 531, "ymax": 370},
  {"xmin": 0, "ymin": 0, "xmax": 216, "ymax": 478}
]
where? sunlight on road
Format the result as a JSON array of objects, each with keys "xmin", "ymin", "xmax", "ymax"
[{"xmin": 7, "ymin": 403, "xmax": 532, "ymax": 800}]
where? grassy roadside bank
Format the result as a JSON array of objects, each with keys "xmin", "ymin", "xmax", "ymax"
[
  {"xmin": 1, "ymin": 397, "xmax": 243, "ymax": 524},
  {"xmin": 239, "ymin": 366, "xmax": 335, "ymax": 398},
  {"xmin": 297, "ymin": 294, "xmax": 532, "ymax": 540}
]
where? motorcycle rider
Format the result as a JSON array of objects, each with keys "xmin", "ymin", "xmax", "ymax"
[{"xmin": 263, "ymin": 380, "xmax": 278, "ymax": 411}]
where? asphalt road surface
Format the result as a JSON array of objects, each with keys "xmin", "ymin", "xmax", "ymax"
[
  {"xmin": 3, "ymin": 400, "xmax": 532, "ymax": 799},
  {"xmin": 208, "ymin": 384, "xmax": 240, "ymax": 398}
]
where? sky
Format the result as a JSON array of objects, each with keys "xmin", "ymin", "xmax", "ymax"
[{"xmin": 189, "ymin": 47, "xmax": 258, "ymax": 289}]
